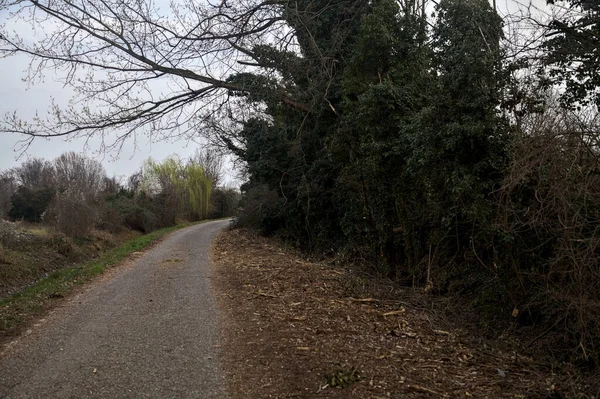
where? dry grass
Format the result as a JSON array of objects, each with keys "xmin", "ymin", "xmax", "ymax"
[
  {"xmin": 0, "ymin": 227, "xmax": 139, "ymax": 301},
  {"xmin": 10, "ymin": 221, "xmax": 52, "ymax": 238},
  {"xmin": 213, "ymin": 229, "xmax": 599, "ymax": 399},
  {"xmin": 18, "ymin": 227, "xmax": 50, "ymax": 238}
]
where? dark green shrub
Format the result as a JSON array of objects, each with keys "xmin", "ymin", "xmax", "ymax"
[
  {"xmin": 108, "ymin": 196, "xmax": 158, "ymax": 233},
  {"xmin": 209, "ymin": 188, "xmax": 240, "ymax": 219},
  {"xmin": 235, "ymin": 184, "xmax": 282, "ymax": 235},
  {"xmin": 9, "ymin": 187, "xmax": 54, "ymax": 223}
]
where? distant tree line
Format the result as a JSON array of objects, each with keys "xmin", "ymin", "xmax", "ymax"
[{"xmin": 0, "ymin": 150, "xmax": 239, "ymax": 237}]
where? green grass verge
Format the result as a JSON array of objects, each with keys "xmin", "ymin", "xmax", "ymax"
[{"xmin": 0, "ymin": 222, "xmax": 206, "ymax": 339}]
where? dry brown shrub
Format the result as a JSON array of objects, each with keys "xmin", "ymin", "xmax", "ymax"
[
  {"xmin": 496, "ymin": 107, "xmax": 600, "ymax": 363},
  {"xmin": 96, "ymin": 204, "xmax": 123, "ymax": 233},
  {"xmin": 46, "ymin": 191, "xmax": 97, "ymax": 238},
  {"xmin": 49, "ymin": 232, "xmax": 75, "ymax": 257},
  {"xmin": 89, "ymin": 228, "xmax": 114, "ymax": 243},
  {"xmin": 88, "ymin": 229, "xmax": 116, "ymax": 249}
]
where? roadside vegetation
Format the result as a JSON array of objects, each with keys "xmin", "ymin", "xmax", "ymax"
[
  {"xmin": 215, "ymin": 229, "xmax": 598, "ymax": 398},
  {"xmin": 227, "ymin": 0, "xmax": 600, "ymax": 370},
  {"xmin": 0, "ymin": 149, "xmax": 239, "ymax": 339},
  {"xmin": 1, "ymin": 0, "xmax": 600, "ymax": 382},
  {"xmin": 0, "ymin": 222, "xmax": 195, "ymax": 342}
]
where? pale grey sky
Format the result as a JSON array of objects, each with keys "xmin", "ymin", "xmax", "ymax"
[
  {"xmin": 0, "ymin": 50, "xmax": 203, "ymax": 178},
  {"xmin": 0, "ymin": 1, "xmax": 216, "ymax": 179},
  {"xmin": 0, "ymin": 0, "xmax": 550, "ymax": 179}
]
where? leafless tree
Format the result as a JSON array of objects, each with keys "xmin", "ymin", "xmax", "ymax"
[
  {"xmin": 191, "ymin": 147, "xmax": 224, "ymax": 187},
  {"xmin": 12, "ymin": 157, "xmax": 55, "ymax": 188},
  {"xmin": 0, "ymin": 0, "xmax": 311, "ymax": 152},
  {"xmin": 53, "ymin": 152, "xmax": 106, "ymax": 196}
]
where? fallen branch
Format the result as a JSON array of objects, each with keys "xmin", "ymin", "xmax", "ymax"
[
  {"xmin": 348, "ymin": 297, "xmax": 379, "ymax": 303},
  {"xmin": 407, "ymin": 384, "xmax": 442, "ymax": 395},
  {"xmin": 382, "ymin": 308, "xmax": 406, "ymax": 317}
]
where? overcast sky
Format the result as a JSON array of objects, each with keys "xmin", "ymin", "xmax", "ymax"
[
  {"xmin": 0, "ymin": 0, "xmax": 549, "ymax": 179},
  {"xmin": 0, "ymin": 50, "xmax": 203, "ymax": 179}
]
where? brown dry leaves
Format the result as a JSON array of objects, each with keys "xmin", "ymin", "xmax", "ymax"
[{"xmin": 212, "ymin": 229, "xmax": 593, "ymax": 399}]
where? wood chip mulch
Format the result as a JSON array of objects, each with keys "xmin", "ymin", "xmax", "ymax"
[{"xmin": 212, "ymin": 228, "xmax": 597, "ymax": 399}]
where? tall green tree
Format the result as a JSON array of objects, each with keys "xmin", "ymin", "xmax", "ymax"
[
  {"xmin": 227, "ymin": 0, "xmax": 372, "ymax": 245},
  {"xmin": 416, "ymin": 0, "xmax": 508, "ymax": 272},
  {"xmin": 333, "ymin": 0, "xmax": 431, "ymax": 277},
  {"xmin": 142, "ymin": 156, "xmax": 212, "ymax": 222}
]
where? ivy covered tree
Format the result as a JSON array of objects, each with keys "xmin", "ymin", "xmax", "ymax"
[
  {"xmin": 544, "ymin": 0, "xmax": 600, "ymax": 107},
  {"xmin": 333, "ymin": 0, "xmax": 432, "ymax": 277},
  {"xmin": 420, "ymin": 0, "xmax": 509, "ymax": 270},
  {"xmin": 229, "ymin": 0, "xmax": 509, "ymax": 283}
]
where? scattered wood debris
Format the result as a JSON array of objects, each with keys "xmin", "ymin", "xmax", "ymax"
[{"xmin": 213, "ymin": 229, "xmax": 597, "ymax": 398}]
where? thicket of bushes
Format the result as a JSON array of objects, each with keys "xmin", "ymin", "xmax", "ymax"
[{"xmin": 228, "ymin": 0, "xmax": 600, "ymax": 364}]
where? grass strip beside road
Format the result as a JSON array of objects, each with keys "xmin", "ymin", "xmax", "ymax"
[{"xmin": 0, "ymin": 222, "xmax": 200, "ymax": 341}]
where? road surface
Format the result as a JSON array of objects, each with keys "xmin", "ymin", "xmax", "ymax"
[{"xmin": 0, "ymin": 220, "xmax": 229, "ymax": 399}]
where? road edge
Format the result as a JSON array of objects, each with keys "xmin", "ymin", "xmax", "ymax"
[{"xmin": 0, "ymin": 220, "xmax": 216, "ymax": 349}]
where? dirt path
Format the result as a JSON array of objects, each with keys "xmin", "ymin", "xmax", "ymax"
[
  {"xmin": 0, "ymin": 220, "xmax": 229, "ymax": 399},
  {"xmin": 213, "ymin": 229, "xmax": 597, "ymax": 399}
]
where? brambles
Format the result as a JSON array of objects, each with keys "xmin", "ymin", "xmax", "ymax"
[
  {"xmin": 47, "ymin": 192, "xmax": 97, "ymax": 239},
  {"xmin": 49, "ymin": 232, "xmax": 75, "ymax": 257},
  {"xmin": 495, "ymin": 104, "xmax": 600, "ymax": 363}
]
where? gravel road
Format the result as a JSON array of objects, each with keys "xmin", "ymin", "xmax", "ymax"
[{"xmin": 0, "ymin": 220, "xmax": 230, "ymax": 399}]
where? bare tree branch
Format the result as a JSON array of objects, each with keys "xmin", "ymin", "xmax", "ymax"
[{"xmin": 0, "ymin": 0, "xmax": 312, "ymax": 152}]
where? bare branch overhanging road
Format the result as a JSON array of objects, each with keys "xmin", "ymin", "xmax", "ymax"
[{"xmin": 0, "ymin": 220, "xmax": 230, "ymax": 399}]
